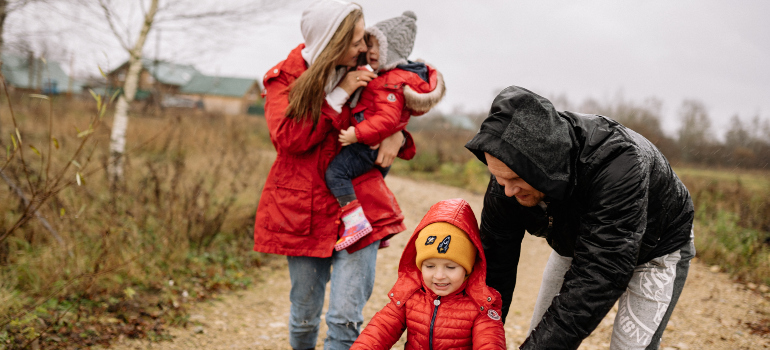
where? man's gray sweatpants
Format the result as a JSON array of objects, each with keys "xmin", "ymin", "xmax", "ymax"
[{"xmin": 527, "ymin": 236, "xmax": 696, "ymax": 350}]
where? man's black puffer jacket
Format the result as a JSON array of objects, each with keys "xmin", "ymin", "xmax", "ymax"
[{"xmin": 465, "ymin": 86, "xmax": 694, "ymax": 350}]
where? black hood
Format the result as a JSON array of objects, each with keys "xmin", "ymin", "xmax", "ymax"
[
  {"xmin": 396, "ymin": 61, "xmax": 429, "ymax": 83},
  {"xmin": 465, "ymin": 86, "xmax": 575, "ymax": 200}
]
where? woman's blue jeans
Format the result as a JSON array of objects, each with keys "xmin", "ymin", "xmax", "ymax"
[{"xmin": 287, "ymin": 240, "xmax": 379, "ymax": 350}]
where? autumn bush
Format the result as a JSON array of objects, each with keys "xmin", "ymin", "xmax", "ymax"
[
  {"xmin": 0, "ymin": 90, "xmax": 274, "ymax": 348},
  {"xmin": 391, "ymin": 123, "xmax": 489, "ymax": 193}
]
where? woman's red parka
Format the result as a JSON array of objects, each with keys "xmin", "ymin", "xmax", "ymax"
[
  {"xmin": 351, "ymin": 198, "xmax": 507, "ymax": 350},
  {"xmin": 254, "ymin": 44, "xmax": 415, "ymax": 257}
]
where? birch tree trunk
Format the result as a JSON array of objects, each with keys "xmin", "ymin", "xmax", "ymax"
[
  {"xmin": 108, "ymin": 0, "xmax": 159, "ymax": 188},
  {"xmin": 0, "ymin": 0, "xmax": 7, "ymax": 56}
]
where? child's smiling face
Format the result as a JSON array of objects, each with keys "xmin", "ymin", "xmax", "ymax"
[
  {"xmin": 421, "ymin": 258, "xmax": 466, "ymax": 296},
  {"xmin": 367, "ymin": 35, "xmax": 380, "ymax": 71}
]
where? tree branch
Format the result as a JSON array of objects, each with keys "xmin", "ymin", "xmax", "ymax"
[
  {"xmin": 97, "ymin": 0, "xmax": 129, "ymax": 51},
  {"xmin": 6, "ymin": 0, "xmax": 37, "ymax": 14},
  {"xmin": 0, "ymin": 169, "xmax": 64, "ymax": 246}
]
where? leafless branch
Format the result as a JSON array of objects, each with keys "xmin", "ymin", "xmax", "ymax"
[
  {"xmin": 97, "ymin": 0, "xmax": 130, "ymax": 51},
  {"xmin": 5, "ymin": 0, "xmax": 38, "ymax": 14},
  {"xmin": 0, "ymin": 169, "xmax": 64, "ymax": 246}
]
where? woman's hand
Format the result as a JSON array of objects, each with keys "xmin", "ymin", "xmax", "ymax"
[
  {"xmin": 338, "ymin": 70, "xmax": 377, "ymax": 95},
  {"xmin": 374, "ymin": 131, "xmax": 405, "ymax": 168},
  {"xmin": 339, "ymin": 126, "xmax": 358, "ymax": 146}
]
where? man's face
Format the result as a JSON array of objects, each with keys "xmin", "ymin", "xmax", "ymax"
[{"xmin": 485, "ymin": 153, "xmax": 545, "ymax": 207}]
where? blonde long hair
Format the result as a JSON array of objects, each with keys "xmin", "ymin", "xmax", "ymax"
[{"xmin": 286, "ymin": 9, "xmax": 363, "ymax": 125}]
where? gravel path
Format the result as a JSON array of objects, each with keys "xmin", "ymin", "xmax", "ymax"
[{"xmin": 112, "ymin": 176, "xmax": 770, "ymax": 349}]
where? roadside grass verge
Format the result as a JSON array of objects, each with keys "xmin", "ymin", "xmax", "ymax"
[{"xmin": 679, "ymin": 170, "xmax": 770, "ymax": 286}]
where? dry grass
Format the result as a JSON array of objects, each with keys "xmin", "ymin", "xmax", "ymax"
[
  {"xmin": 675, "ymin": 166, "xmax": 770, "ymax": 192},
  {"xmin": 0, "ymin": 92, "xmax": 274, "ymax": 347},
  {"xmin": 391, "ymin": 127, "xmax": 490, "ymax": 193},
  {"xmin": 677, "ymin": 169, "xmax": 770, "ymax": 285}
]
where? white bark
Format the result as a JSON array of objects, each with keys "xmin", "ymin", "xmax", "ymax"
[
  {"xmin": 107, "ymin": 0, "xmax": 158, "ymax": 187},
  {"xmin": 0, "ymin": 0, "xmax": 7, "ymax": 56}
]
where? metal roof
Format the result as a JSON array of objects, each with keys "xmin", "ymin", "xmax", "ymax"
[
  {"xmin": 141, "ymin": 58, "xmax": 200, "ymax": 86},
  {"xmin": 1, "ymin": 54, "xmax": 83, "ymax": 93},
  {"xmin": 179, "ymin": 74, "xmax": 257, "ymax": 98}
]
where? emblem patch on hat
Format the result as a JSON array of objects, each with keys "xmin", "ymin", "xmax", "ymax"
[
  {"xmin": 425, "ymin": 236, "xmax": 437, "ymax": 245},
  {"xmin": 387, "ymin": 93, "xmax": 396, "ymax": 102},
  {"xmin": 488, "ymin": 309, "xmax": 501, "ymax": 321},
  {"xmin": 437, "ymin": 236, "xmax": 451, "ymax": 253}
]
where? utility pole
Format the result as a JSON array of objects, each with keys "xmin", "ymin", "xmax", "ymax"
[
  {"xmin": 67, "ymin": 52, "xmax": 74, "ymax": 98},
  {"xmin": 27, "ymin": 50, "xmax": 34, "ymax": 90},
  {"xmin": 153, "ymin": 28, "xmax": 162, "ymax": 113}
]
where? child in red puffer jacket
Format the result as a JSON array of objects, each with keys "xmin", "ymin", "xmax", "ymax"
[
  {"xmin": 325, "ymin": 11, "xmax": 446, "ymax": 252},
  {"xmin": 350, "ymin": 198, "xmax": 506, "ymax": 350}
]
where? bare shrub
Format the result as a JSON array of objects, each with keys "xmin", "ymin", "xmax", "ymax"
[{"xmin": 0, "ymin": 84, "xmax": 273, "ymax": 346}]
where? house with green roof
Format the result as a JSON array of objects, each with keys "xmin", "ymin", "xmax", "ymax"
[
  {"xmin": 1, "ymin": 53, "xmax": 82, "ymax": 94},
  {"xmin": 108, "ymin": 59, "xmax": 261, "ymax": 115},
  {"xmin": 179, "ymin": 74, "xmax": 261, "ymax": 116},
  {"xmin": 108, "ymin": 59, "xmax": 200, "ymax": 99}
]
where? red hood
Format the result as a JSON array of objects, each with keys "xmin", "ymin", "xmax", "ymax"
[
  {"xmin": 383, "ymin": 65, "xmax": 444, "ymax": 117},
  {"xmin": 388, "ymin": 198, "xmax": 499, "ymax": 314},
  {"xmin": 382, "ymin": 64, "xmax": 439, "ymax": 94}
]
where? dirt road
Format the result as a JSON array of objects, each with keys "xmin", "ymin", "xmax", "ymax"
[{"xmin": 112, "ymin": 176, "xmax": 770, "ymax": 349}]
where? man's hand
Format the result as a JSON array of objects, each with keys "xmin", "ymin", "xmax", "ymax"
[
  {"xmin": 339, "ymin": 126, "xmax": 358, "ymax": 146},
  {"xmin": 374, "ymin": 131, "xmax": 405, "ymax": 168}
]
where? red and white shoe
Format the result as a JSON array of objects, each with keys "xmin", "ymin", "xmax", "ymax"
[{"xmin": 334, "ymin": 200, "xmax": 372, "ymax": 251}]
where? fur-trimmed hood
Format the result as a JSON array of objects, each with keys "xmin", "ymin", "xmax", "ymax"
[
  {"xmin": 403, "ymin": 62, "xmax": 445, "ymax": 114},
  {"xmin": 349, "ymin": 61, "xmax": 445, "ymax": 114},
  {"xmin": 365, "ymin": 11, "xmax": 418, "ymax": 72}
]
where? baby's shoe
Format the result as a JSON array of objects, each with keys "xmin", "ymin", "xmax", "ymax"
[{"xmin": 335, "ymin": 200, "xmax": 372, "ymax": 251}]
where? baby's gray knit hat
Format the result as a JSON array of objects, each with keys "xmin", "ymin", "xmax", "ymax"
[{"xmin": 367, "ymin": 11, "xmax": 417, "ymax": 71}]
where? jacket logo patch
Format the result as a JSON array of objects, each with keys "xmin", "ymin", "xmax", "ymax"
[
  {"xmin": 387, "ymin": 93, "xmax": 396, "ymax": 102},
  {"xmin": 425, "ymin": 236, "xmax": 437, "ymax": 245},
  {"xmin": 437, "ymin": 236, "xmax": 451, "ymax": 253},
  {"xmin": 488, "ymin": 309, "xmax": 501, "ymax": 321}
]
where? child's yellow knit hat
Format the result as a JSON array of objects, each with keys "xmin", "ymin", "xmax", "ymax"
[{"xmin": 415, "ymin": 222, "xmax": 477, "ymax": 275}]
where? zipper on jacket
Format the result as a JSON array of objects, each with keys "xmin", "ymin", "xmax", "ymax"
[
  {"xmin": 429, "ymin": 296, "xmax": 441, "ymax": 350},
  {"xmin": 540, "ymin": 201, "xmax": 553, "ymax": 229}
]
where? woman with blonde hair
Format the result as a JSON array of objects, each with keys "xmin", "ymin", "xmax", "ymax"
[{"xmin": 254, "ymin": 1, "xmax": 414, "ymax": 349}]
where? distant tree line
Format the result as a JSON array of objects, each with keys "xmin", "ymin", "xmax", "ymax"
[
  {"xmin": 572, "ymin": 97, "xmax": 770, "ymax": 169},
  {"xmin": 427, "ymin": 96, "xmax": 770, "ymax": 170}
]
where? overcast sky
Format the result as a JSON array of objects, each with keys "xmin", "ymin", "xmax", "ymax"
[
  {"xmin": 10, "ymin": 0, "xmax": 769, "ymax": 138},
  {"xmin": 226, "ymin": 0, "xmax": 770, "ymax": 137}
]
